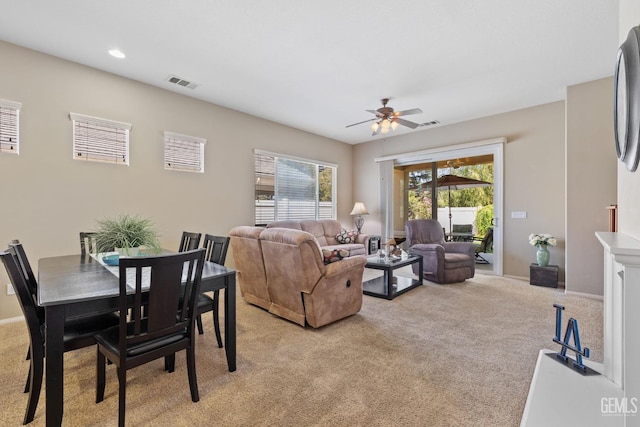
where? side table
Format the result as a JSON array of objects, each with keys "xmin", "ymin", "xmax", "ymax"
[{"xmin": 530, "ymin": 264, "xmax": 559, "ymax": 288}]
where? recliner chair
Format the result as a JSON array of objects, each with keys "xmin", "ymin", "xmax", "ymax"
[{"xmin": 405, "ymin": 219, "xmax": 475, "ymax": 284}]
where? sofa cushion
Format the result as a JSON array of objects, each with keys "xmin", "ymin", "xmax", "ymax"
[
  {"xmin": 336, "ymin": 228, "xmax": 359, "ymax": 244},
  {"xmin": 323, "ymin": 244, "xmax": 366, "ymax": 258},
  {"xmin": 322, "ymin": 248, "xmax": 349, "ymax": 264}
]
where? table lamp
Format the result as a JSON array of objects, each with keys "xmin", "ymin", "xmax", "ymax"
[{"xmin": 350, "ymin": 202, "xmax": 369, "ymax": 233}]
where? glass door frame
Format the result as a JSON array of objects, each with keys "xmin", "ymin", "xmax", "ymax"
[{"xmin": 376, "ymin": 137, "xmax": 504, "ymax": 276}]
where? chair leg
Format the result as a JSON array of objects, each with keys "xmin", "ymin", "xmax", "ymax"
[
  {"xmin": 96, "ymin": 349, "xmax": 106, "ymax": 403},
  {"xmin": 23, "ymin": 345, "xmax": 43, "ymax": 425},
  {"xmin": 186, "ymin": 346, "xmax": 199, "ymax": 402},
  {"xmin": 196, "ymin": 314, "xmax": 204, "ymax": 335},
  {"xmin": 213, "ymin": 290, "xmax": 223, "ymax": 348},
  {"xmin": 24, "ymin": 364, "xmax": 31, "ymax": 393},
  {"xmin": 117, "ymin": 366, "xmax": 126, "ymax": 427},
  {"xmin": 165, "ymin": 354, "xmax": 175, "ymax": 373}
]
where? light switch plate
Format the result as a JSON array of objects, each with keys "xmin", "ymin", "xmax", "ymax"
[
  {"xmin": 511, "ymin": 211, "xmax": 527, "ymax": 219},
  {"xmin": 6, "ymin": 283, "xmax": 14, "ymax": 295}
]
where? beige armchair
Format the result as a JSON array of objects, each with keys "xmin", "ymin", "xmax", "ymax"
[{"xmin": 260, "ymin": 228, "xmax": 366, "ymax": 328}]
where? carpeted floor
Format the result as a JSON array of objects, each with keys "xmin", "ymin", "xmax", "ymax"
[{"xmin": 0, "ymin": 270, "xmax": 602, "ymax": 426}]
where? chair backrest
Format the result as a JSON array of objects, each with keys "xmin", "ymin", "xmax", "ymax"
[
  {"xmin": 179, "ymin": 231, "xmax": 202, "ymax": 252},
  {"xmin": 80, "ymin": 232, "xmax": 97, "ymax": 255},
  {"xmin": 405, "ymin": 219, "xmax": 446, "ymax": 247},
  {"xmin": 7, "ymin": 242, "xmax": 41, "ymax": 315},
  {"xmin": 0, "ymin": 250, "xmax": 43, "ymax": 350},
  {"xmin": 117, "ymin": 249, "xmax": 205, "ymax": 359},
  {"xmin": 478, "ymin": 227, "xmax": 494, "ymax": 252},
  {"xmin": 452, "ymin": 224, "xmax": 473, "ymax": 234},
  {"xmin": 202, "ymin": 234, "xmax": 230, "ymax": 265}
]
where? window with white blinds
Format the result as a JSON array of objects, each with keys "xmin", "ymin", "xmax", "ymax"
[
  {"xmin": 0, "ymin": 99, "xmax": 21, "ymax": 154},
  {"xmin": 70, "ymin": 113, "xmax": 131, "ymax": 164},
  {"xmin": 254, "ymin": 150, "xmax": 336, "ymax": 225},
  {"xmin": 163, "ymin": 131, "xmax": 205, "ymax": 173}
]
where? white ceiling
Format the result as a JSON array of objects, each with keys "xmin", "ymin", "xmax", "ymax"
[{"xmin": 0, "ymin": 0, "xmax": 619, "ymax": 144}]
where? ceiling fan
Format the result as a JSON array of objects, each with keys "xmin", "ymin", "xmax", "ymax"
[{"xmin": 345, "ymin": 98, "xmax": 423, "ymax": 136}]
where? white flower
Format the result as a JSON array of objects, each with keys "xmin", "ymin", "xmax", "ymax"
[{"xmin": 528, "ymin": 233, "xmax": 556, "ymax": 247}]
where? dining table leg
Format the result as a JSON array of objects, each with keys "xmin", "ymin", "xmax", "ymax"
[
  {"xmin": 45, "ymin": 305, "xmax": 65, "ymax": 427},
  {"xmin": 224, "ymin": 274, "xmax": 236, "ymax": 372}
]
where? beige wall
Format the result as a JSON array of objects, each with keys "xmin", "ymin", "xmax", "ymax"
[
  {"xmin": 0, "ymin": 41, "xmax": 354, "ymax": 319},
  {"xmin": 566, "ymin": 77, "xmax": 616, "ymax": 295},
  {"xmin": 618, "ymin": 0, "xmax": 640, "ymax": 238}
]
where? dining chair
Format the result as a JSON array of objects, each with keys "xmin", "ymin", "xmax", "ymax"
[
  {"xmin": 1, "ymin": 244, "xmax": 119, "ymax": 425},
  {"xmin": 95, "ymin": 249, "xmax": 205, "ymax": 427},
  {"xmin": 195, "ymin": 234, "xmax": 230, "ymax": 348},
  {"xmin": 179, "ymin": 231, "xmax": 202, "ymax": 252},
  {"xmin": 79, "ymin": 231, "xmax": 98, "ymax": 255}
]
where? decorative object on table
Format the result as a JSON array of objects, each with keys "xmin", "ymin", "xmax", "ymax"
[
  {"xmin": 102, "ymin": 254, "xmax": 120, "ymax": 266},
  {"xmin": 350, "ymin": 202, "xmax": 369, "ymax": 233},
  {"xmin": 94, "ymin": 214, "xmax": 161, "ymax": 256},
  {"xmin": 550, "ymin": 304, "xmax": 597, "ymax": 375},
  {"xmin": 384, "ymin": 238, "xmax": 401, "ymax": 259},
  {"xmin": 528, "ymin": 233, "xmax": 556, "ymax": 267}
]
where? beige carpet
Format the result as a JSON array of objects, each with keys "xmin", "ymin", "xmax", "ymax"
[{"xmin": 0, "ymin": 270, "xmax": 603, "ymax": 427}]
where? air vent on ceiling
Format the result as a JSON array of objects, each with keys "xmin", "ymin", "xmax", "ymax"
[
  {"xmin": 419, "ymin": 120, "xmax": 440, "ymax": 127},
  {"xmin": 165, "ymin": 75, "xmax": 198, "ymax": 90}
]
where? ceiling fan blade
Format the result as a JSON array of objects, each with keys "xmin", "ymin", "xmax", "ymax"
[
  {"xmin": 372, "ymin": 126, "xmax": 381, "ymax": 136},
  {"xmin": 345, "ymin": 118, "xmax": 377, "ymax": 128},
  {"xmin": 395, "ymin": 118, "xmax": 420, "ymax": 129},
  {"xmin": 394, "ymin": 108, "xmax": 423, "ymax": 117}
]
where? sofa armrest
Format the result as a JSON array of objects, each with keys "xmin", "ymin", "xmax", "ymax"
[
  {"xmin": 355, "ymin": 233, "xmax": 370, "ymax": 248},
  {"xmin": 409, "ymin": 243, "xmax": 444, "ymax": 254},
  {"xmin": 323, "ymin": 255, "xmax": 366, "ymax": 280}
]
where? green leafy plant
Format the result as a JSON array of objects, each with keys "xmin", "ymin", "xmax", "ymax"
[
  {"xmin": 475, "ymin": 204, "xmax": 494, "ymax": 238},
  {"xmin": 94, "ymin": 214, "xmax": 161, "ymax": 254}
]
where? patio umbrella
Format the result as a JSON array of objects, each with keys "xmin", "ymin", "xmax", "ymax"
[{"xmin": 426, "ymin": 174, "xmax": 492, "ymax": 235}]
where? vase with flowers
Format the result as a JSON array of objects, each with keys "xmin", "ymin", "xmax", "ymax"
[{"xmin": 528, "ymin": 233, "xmax": 557, "ymax": 267}]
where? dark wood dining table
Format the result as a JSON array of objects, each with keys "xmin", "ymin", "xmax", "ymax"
[{"xmin": 37, "ymin": 252, "xmax": 236, "ymax": 427}]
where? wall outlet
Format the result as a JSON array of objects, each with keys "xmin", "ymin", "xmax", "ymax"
[
  {"xmin": 6, "ymin": 283, "xmax": 15, "ymax": 295},
  {"xmin": 511, "ymin": 211, "xmax": 527, "ymax": 219}
]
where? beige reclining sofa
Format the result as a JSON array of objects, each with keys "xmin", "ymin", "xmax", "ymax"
[{"xmin": 230, "ymin": 225, "xmax": 366, "ymax": 328}]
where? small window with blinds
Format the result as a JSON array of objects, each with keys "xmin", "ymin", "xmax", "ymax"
[
  {"xmin": 70, "ymin": 113, "xmax": 131, "ymax": 165},
  {"xmin": 254, "ymin": 150, "xmax": 336, "ymax": 225},
  {"xmin": 0, "ymin": 99, "xmax": 21, "ymax": 155},
  {"xmin": 163, "ymin": 132, "xmax": 205, "ymax": 173}
]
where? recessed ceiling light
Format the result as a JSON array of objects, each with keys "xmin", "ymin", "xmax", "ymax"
[{"xmin": 108, "ymin": 49, "xmax": 126, "ymax": 59}]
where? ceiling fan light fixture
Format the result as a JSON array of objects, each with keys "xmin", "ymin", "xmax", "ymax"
[
  {"xmin": 371, "ymin": 122, "xmax": 380, "ymax": 132},
  {"xmin": 381, "ymin": 119, "xmax": 391, "ymax": 130},
  {"xmin": 391, "ymin": 120, "xmax": 399, "ymax": 130}
]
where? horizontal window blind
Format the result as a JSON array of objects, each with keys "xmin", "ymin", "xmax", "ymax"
[
  {"xmin": 254, "ymin": 150, "xmax": 336, "ymax": 225},
  {"xmin": 163, "ymin": 131, "xmax": 205, "ymax": 173},
  {"xmin": 0, "ymin": 99, "xmax": 21, "ymax": 154},
  {"xmin": 70, "ymin": 113, "xmax": 131, "ymax": 165}
]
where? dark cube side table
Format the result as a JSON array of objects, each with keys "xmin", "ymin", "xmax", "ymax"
[{"xmin": 530, "ymin": 263, "xmax": 559, "ymax": 288}]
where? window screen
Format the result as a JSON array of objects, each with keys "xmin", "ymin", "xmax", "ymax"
[
  {"xmin": 163, "ymin": 131, "xmax": 205, "ymax": 173},
  {"xmin": 70, "ymin": 113, "xmax": 131, "ymax": 164},
  {"xmin": 254, "ymin": 150, "xmax": 336, "ymax": 225},
  {"xmin": 0, "ymin": 99, "xmax": 21, "ymax": 154}
]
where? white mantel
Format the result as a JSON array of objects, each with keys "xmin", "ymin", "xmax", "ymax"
[{"xmin": 520, "ymin": 232, "xmax": 640, "ymax": 426}]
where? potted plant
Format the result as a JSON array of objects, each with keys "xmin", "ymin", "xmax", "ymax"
[{"xmin": 94, "ymin": 214, "xmax": 161, "ymax": 256}]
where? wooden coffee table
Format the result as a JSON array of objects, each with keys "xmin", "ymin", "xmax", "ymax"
[{"xmin": 362, "ymin": 254, "xmax": 423, "ymax": 300}]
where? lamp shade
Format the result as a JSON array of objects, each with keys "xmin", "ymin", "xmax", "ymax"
[{"xmin": 350, "ymin": 202, "xmax": 369, "ymax": 216}]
